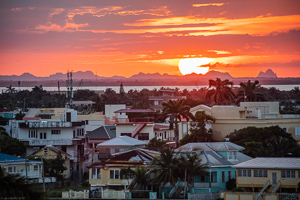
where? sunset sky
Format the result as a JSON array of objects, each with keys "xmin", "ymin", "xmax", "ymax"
[{"xmin": 0, "ymin": 0, "xmax": 299, "ymax": 78}]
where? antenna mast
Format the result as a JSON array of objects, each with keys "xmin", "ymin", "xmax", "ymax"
[{"xmin": 66, "ymin": 70, "xmax": 73, "ymax": 108}]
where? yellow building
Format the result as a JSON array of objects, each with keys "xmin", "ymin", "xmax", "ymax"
[
  {"xmin": 88, "ymin": 148, "xmax": 159, "ymax": 198},
  {"xmin": 234, "ymin": 157, "xmax": 300, "ymax": 193},
  {"xmin": 189, "ymin": 102, "xmax": 300, "ymax": 142},
  {"xmin": 29, "ymin": 145, "xmax": 72, "ymax": 179}
]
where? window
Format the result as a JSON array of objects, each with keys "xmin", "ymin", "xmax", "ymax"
[
  {"xmin": 295, "ymin": 127, "xmax": 300, "ymax": 136},
  {"xmin": 222, "ymin": 171, "xmax": 225, "ymax": 182},
  {"xmin": 254, "ymin": 170, "xmax": 268, "ymax": 177},
  {"xmin": 238, "ymin": 169, "xmax": 251, "ymax": 177},
  {"xmin": 34, "ymin": 165, "xmax": 39, "ymax": 171},
  {"xmin": 92, "ymin": 168, "xmax": 101, "ymax": 179},
  {"xmin": 281, "ymin": 170, "xmax": 295, "ymax": 178},
  {"xmin": 77, "ymin": 128, "xmax": 84, "ymax": 136},
  {"xmin": 44, "ymin": 148, "xmax": 48, "ymax": 155},
  {"xmin": 40, "ymin": 132, "xmax": 47, "ymax": 139},
  {"xmin": 51, "ymin": 130, "xmax": 61, "ymax": 135},
  {"xmin": 138, "ymin": 133, "xmax": 149, "ymax": 140},
  {"xmin": 228, "ymin": 171, "xmax": 232, "ymax": 180},
  {"xmin": 110, "ymin": 170, "xmax": 120, "ymax": 179},
  {"xmin": 228, "ymin": 151, "xmax": 237, "ymax": 160},
  {"xmin": 28, "ymin": 130, "xmax": 38, "ymax": 138},
  {"xmin": 8, "ymin": 166, "xmax": 16, "ymax": 173}
]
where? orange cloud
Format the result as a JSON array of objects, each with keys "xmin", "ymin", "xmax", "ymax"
[
  {"xmin": 35, "ymin": 22, "xmax": 88, "ymax": 33},
  {"xmin": 122, "ymin": 15, "xmax": 300, "ymax": 36},
  {"xmin": 193, "ymin": 3, "xmax": 227, "ymax": 7}
]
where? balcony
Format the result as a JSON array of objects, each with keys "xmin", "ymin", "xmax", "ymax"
[
  {"xmin": 23, "ymin": 139, "xmax": 74, "ymax": 146},
  {"xmin": 8, "ymin": 171, "xmax": 40, "ymax": 179},
  {"xmin": 19, "ymin": 121, "xmax": 72, "ymax": 128},
  {"xmin": 116, "ymin": 117, "xmax": 154, "ymax": 123}
]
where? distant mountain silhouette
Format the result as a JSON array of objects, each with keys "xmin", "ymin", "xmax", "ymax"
[
  {"xmin": 257, "ymin": 69, "xmax": 277, "ymax": 78},
  {"xmin": 2, "ymin": 69, "xmax": 298, "ymax": 88}
]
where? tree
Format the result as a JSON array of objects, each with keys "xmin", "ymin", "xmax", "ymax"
[
  {"xmin": 236, "ymin": 80, "xmax": 266, "ymax": 104},
  {"xmin": 151, "ymin": 148, "xmax": 180, "ymax": 188},
  {"xmin": 127, "ymin": 167, "xmax": 150, "ymax": 191},
  {"xmin": 180, "ymin": 111, "xmax": 214, "ymax": 145},
  {"xmin": 0, "ymin": 128, "xmax": 26, "ymax": 156},
  {"xmin": 5, "ymin": 85, "xmax": 17, "ymax": 94},
  {"xmin": 120, "ymin": 167, "xmax": 135, "ymax": 190},
  {"xmin": 146, "ymin": 137, "xmax": 168, "ymax": 149},
  {"xmin": 159, "ymin": 99, "xmax": 195, "ymax": 148},
  {"xmin": 0, "ymin": 167, "xmax": 46, "ymax": 200},
  {"xmin": 230, "ymin": 126, "xmax": 300, "ymax": 157},
  {"xmin": 39, "ymin": 152, "xmax": 67, "ymax": 181},
  {"xmin": 205, "ymin": 78, "xmax": 235, "ymax": 105},
  {"xmin": 177, "ymin": 153, "xmax": 206, "ymax": 196}
]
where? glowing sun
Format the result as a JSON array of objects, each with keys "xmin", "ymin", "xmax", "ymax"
[{"xmin": 178, "ymin": 58, "xmax": 213, "ymax": 75}]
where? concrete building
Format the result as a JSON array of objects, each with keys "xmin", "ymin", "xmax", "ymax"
[
  {"xmin": 149, "ymin": 89, "xmax": 186, "ymax": 111},
  {"xmin": 189, "ymin": 102, "xmax": 300, "ymax": 142}
]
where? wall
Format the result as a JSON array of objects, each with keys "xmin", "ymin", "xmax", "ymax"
[
  {"xmin": 105, "ymin": 104, "xmax": 126, "ymax": 120},
  {"xmin": 236, "ymin": 168, "xmax": 300, "ymax": 189}
]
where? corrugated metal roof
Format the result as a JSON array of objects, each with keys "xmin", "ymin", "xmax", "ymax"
[
  {"xmin": 176, "ymin": 142, "xmax": 244, "ymax": 152},
  {"xmin": 234, "ymin": 157, "xmax": 300, "ymax": 169},
  {"xmin": 96, "ymin": 136, "xmax": 146, "ymax": 147},
  {"xmin": 86, "ymin": 125, "xmax": 116, "ymax": 139}
]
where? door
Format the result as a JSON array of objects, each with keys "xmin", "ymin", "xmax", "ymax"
[{"xmin": 272, "ymin": 172, "xmax": 277, "ymax": 184}]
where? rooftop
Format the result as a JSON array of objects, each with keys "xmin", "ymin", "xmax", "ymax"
[
  {"xmin": 114, "ymin": 109, "xmax": 155, "ymax": 113},
  {"xmin": 234, "ymin": 157, "xmax": 300, "ymax": 169},
  {"xmin": 96, "ymin": 136, "xmax": 146, "ymax": 148}
]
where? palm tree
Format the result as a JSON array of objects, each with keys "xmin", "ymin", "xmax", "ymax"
[
  {"xmin": 150, "ymin": 148, "xmax": 180, "ymax": 188},
  {"xmin": 205, "ymin": 78, "xmax": 235, "ymax": 105},
  {"xmin": 0, "ymin": 167, "xmax": 46, "ymax": 200},
  {"xmin": 128, "ymin": 167, "xmax": 150, "ymax": 191},
  {"xmin": 159, "ymin": 99, "xmax": 195, "ymax": 148},
  {"xmin": 177, "ymin": 153, "xmax": 207, "ymax": 196},
  {"xmin": 236, "ymin": 80, "xmax": 266, "ymax": 104},
  {"xmin": 120, "ymin": 166, "xmax": 135, "ymax": 190}
]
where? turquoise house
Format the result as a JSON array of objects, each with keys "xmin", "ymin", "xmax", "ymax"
[{"xmin": 160, "ymin": 142, "xmax": 252, "ymax": 197}]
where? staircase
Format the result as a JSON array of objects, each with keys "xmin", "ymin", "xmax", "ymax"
[
  {"xmin": 169, "ymin": 181, "xmax": 184, "ymax": 199},
  {"xmin": 132, "ymin": 123, "xmax": 146, "ymax": 138},
  {"xmin": 255, "ymin": 181, "xmax": 270, "ymax": 200},
  {"xmin": 268, "ymin": 180, "xmax": 280, "ymax": 193}
]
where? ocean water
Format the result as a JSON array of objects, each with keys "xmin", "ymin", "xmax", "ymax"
[{"xmin": 1, "ymin": 85, "xmax": 299, "ymax": 93}]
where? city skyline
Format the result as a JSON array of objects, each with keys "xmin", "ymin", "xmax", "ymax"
[{"xmin": 0, "ymin": 0, "xmax": 299, "ymax": 78}]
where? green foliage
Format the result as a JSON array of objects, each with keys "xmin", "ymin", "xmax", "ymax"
[
  {"xmin": 226, "ymin": 178, "xmax": 236, "ymax": 190},
  {"xmin": 159, "ymin": 99, "xmax": 195, "ymax": 148},
  {"xmin": 42, "ymin": 152, "xmax": 67, "ymax": 181},
  {"xmin": 146, "ymin": 137, "xmax": 167, "ymax": 149},
  {"xmin": 230, "ymin": 126, "xmax": 300, "ymax": 157},
  {"xmin": 0, "ymin": 128, "xmax": 26, "ymax": 156},
  {"xmin": 236, "ymin": 80, "xmax": 266, "ymax": 104},
  {"xmin": 0, "ymin": 167, "xmax": 46, "ymax": 200},
  {"xmin": 205, "ymin": 78, "xmax": 235, "ymax": 105},
  {"xmin": 151, "ymin": 148, "xmax": 180, "ymax": 187},
  {"xmin": 180, "ymin": 111, "xmax": 214, "ymax": 145}
]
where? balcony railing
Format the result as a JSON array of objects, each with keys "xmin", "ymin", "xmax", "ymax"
[
  {"xmin": 23, "ymin": 139, "xmax": 74, "ymax": 146},
  {"xmin": 116, "ymin": 117, "xmax": 154, "ymax": 123},
  {"xmin": 9, "ymin": 171, "xmax": 40, "ymax": 179}
]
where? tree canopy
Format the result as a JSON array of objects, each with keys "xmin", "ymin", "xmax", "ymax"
[
  {"xmin": 0, "ymin": 127, "xmax": 26, "ymax": 156},
  {"xmin": 229, "ymin": 126, "xmax": 300, "ymax": 157},
  {"xmin": 180, "ymin": 111, "xmax": 214, "ymax": 145}
]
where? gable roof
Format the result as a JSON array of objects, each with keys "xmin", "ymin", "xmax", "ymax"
[
  {"xmin": 29, "ymin": 145, "xmax": 72, "ymax": 158},
  {"xmin": 176, "ymin": 142, "xmax": 244, "ymax": 152},
  {"xmin": 175, "ymin": 142, "xmax": 251, "ymax": 167},
  {"xmin": 96, "ymin": 136, "xmax": 146, "ymax": 148},
  {"xmin": 86, "ymin": 125, "xmax": 116, "ymax": 140},
  {"xmin": 234, "ymin": 157, "xmax": 300, "ymax": 169}
]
